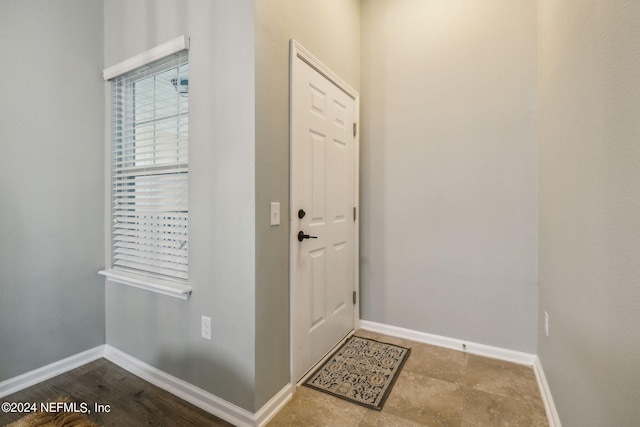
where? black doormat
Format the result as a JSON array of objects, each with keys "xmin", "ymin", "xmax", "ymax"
[{"xmin": 303, "ymin": 335, "xmax": 411, "ymax": 410}]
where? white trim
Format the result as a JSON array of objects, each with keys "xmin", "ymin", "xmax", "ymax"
[
  {"xmin": 103, "ymin": 35, "xmax": 190, "ymax": 81},
  {"xmin": 99, "ymin": 269, "xmax": 192, "ymax": 300},
  {"xmin": 359, "ymin": 320, "xmax": 536, "ymax": 366},
  {"xmin": 0, "ymin": 346, "xmax": 105, "ymax": 398},
  {"xmin": 534, "ymin": 356, "xmax": 562, "ymax": 427},
  {"xmin": 352, "ymin": 95, "xmax": 361, "ymax": 333},
  {"xmin": 103, "ymin": 345, "xmax": 253, "ymax": 426},
  {"xmin": 290, "ymin": 40, "xmax": 358, "ymax": 99},
  {"xmin": 104, "ymin": 345, "xmax": 293, "ymax": 427},
  {"xmin": 1, "ymin": 345, "xmax": 293, "ymax": 427},
  {"xmin": 254, "ymin": 383, "xmax": 295, "ymax": 427},
  {"xmin": 360, "ymin": 321, "xmax": 560, "ymax": 425}
]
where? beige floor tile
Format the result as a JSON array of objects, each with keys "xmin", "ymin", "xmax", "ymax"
[
  {"xmin": 360, "ymin": 409, "xmax": 427, "ymax": 427},
  {"xmin": 267, "ymin": 386, "xmax": 366, "ymax": 427},
  {"xmin": 383, "ymin": 370, "xmax": 464, "ymax": 427},
  {"xmin": 403, "ymin": 342, "xmax": 467, "ymax": 385},
  {"xmin": 466, "ymin": 355, "xmax": 543, "ymax": 409},
  {"xmin": 462, "ymin": 389, "xmax": 549, "ymax": 427},
  {"xmin": 271, "ymin": 333, "xmax": 550, "ymax": 427}
]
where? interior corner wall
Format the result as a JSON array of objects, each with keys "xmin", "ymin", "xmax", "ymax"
[
  {"xmin": 360, "ymin": 0, "xmax": 538, "ymax": 353},
  {"xmin": 104, "ymin": 0, "xmax": 257, "ymax": 411},
  {"xmin": 0, "ymin": 0, "xmax": 105, "ymax": 382},
  {"xmin": 254, "ymin": 0, "xmax": 360, "ymax": 410},
  {"xmin": 538, "ymin": 0, "xmax": 640, "ymax": 425}
]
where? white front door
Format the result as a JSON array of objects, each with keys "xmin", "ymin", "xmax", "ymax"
[{"xmin": 290, "ymin": 41, "xmax": 359, "ymax": 382}]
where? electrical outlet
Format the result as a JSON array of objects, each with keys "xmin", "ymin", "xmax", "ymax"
[
  {"xmin": 201, "ymin": 316, "xmax": 211, "ymax": 340},
  {"xmin": 544, "ymin": 311, "xmax": 549, "ymax": 337}
]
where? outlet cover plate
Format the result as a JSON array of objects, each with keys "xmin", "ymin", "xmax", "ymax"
[{"xmin": 201, "ymin": 316, "xmax": 211, "ymax": 340}]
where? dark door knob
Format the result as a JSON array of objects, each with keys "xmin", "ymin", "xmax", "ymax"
[
  {"xmin": 298, "ymin": 231, "xmax": 318, "ymax": 242},
  {"xmin": 298, "ymin": 209, "xmax": 306, "ymax": 219}
]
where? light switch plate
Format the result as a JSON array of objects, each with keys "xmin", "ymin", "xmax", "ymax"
[{"xmin": 270, "ymin": 202, "xmax": 280, "ymax": 226}]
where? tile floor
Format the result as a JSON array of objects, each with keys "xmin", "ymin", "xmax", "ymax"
[{"xmin": 268, "ymin": 330, "xmax": 549, "ymax": 427}]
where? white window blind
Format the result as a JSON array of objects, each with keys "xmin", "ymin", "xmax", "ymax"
[{"xmin": 109, "ymin": 51, "xmax": 189, "ymax": 283}]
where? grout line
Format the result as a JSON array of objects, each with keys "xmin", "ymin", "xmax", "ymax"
[
  {"xmin": 460, "ymin": 351, "xmax": 470, "ymax": 425},
  {"xmin": 355, "ymin": 408, "xmax": 368, "ymax": 426}
]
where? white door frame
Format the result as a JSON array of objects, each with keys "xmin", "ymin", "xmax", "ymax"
[{"xmin": 289, "ymin": 39, "xmax": 360, "ymax": 384}]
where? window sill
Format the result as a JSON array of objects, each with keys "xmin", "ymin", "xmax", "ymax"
[{"xmin": 99, "ymin": 269, "xmax": 192, "ymax": 300}]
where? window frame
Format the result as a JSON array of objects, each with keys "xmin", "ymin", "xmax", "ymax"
[{"xmin": 100, "ymin": 36, "xmax": 192, "ymax": 300}]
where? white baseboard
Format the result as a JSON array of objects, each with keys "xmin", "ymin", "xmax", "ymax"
[
  {"xmin": 533, "ymin": 356, "xmax": 562, "ymax": 427},
  {"xmin": 0, "ymin": 345, "xmax": 105, "ymax": 398},
  {"xmin": 104, "ymin": 345, "xmax": 293, "ymax": 427},
  {"xmin": 1, "ymin": 344, "xmax": 294, "ymax": 427},
  {"xmin": 360, "ymin": 321, "xmax": 561, "ymax": 426},
  {"xmin": 360, "ymin": 320, "xmax": 536, "ymax": 365},
  {"xmin": 254, "ymin": 381, "xmax": 294, "ymax": 427},
  {"xmin": 1, "ymin": 327, "xmax": 553, "ymax": 426},
  {"xmin": 103, "ymin": 345, "xmax": 255, "ymax": 426}
]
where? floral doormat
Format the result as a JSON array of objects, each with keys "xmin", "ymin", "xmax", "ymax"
[{"xmin": 304, "ymin": 335, "xmax": 411, "ymax": 410}]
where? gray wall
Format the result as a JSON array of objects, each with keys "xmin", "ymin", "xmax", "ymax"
[
  {"xmin": 7, "ymin": 2, "xmax": 639, "ymax": 423},
  {"xmin": 360, "ymin": 0, "xmax": 539, "ymax": 353},
  {"xmin": 538, "ymin": 0, "xmax": 640, "ymax": 425},
  {"xmin": 0, "ymin": 0, "xmax": 105, "ymax": 381},
  {"xmin": 105, "ymin": 0, "xmax": 361, "ymax": 411},
  {"xmin": 254, "ymin": 0, "xmax": 360, "ymax": 408},
  {"xmin": 104, "ymin": 0, "xmax": 257, "ymax": 411}
]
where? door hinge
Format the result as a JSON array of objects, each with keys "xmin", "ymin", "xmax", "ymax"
[
  {"xmin": 353, "ymin": 291, "xmax": 357, "ymax": 305},
  {"xmin": 353, "ymin": 207, "xmax": 357, "ymax": 221},
  {"xmin": 353, "ymin": 123, "xmax": 357, "ymax": 137}
]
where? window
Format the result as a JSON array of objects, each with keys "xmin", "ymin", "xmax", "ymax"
[{"xmin": 100, "ymin": 38, "xmax": 191, "ymax": 299}]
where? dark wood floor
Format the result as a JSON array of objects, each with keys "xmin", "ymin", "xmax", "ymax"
[{"xmin": 0, "ymin": 358, "xmax": 233, "ymax": 426}]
